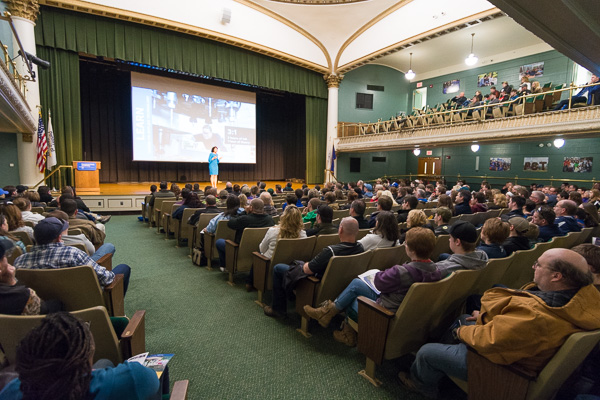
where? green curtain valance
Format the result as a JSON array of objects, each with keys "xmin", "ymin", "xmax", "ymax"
[{"xmin": 35, "ymin": 6, "xmax": 327, "ymax": 99}]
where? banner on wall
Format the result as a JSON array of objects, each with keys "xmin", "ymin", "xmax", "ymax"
[
  {"xmin": 442, "ymin": 80, "xmax": 460, "ymax": 94},
  {"xmin": 477, "ymin": 72, "xmax": 498, "ymax": 87},
  {"xmin": 519, "ymin": 62, "xmax": 544, "ymax": 80},
  {"xmin": 563, "ymin": 157, "xmax": 593, "ymax": 173},
  {"xmin": 523, "ymin": 157, "xmax": 548, "ymax": 172},
  {"xmin": 489, "ymin": 157, "xmax": 511, "ymax": 171}
]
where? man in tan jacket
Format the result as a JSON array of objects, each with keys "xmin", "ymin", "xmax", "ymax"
[
  {"xmin": 60, "ymin": 198, "xmax": 105, "ymax": 247},
  {"xmin": 399, "ymin": 248, "xmax": 600, "ymax": 398}
]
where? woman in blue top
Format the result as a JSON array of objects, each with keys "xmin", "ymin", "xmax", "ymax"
[
  {"xmin": 0, "ymin": 312, "xmax": 160, "ymax": 400},
  {"xmin": 208, "ymin": 146, "xmax": 221, "ymax": 189}
]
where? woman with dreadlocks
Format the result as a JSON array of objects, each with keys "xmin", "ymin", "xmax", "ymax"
[{"xmin": 0, "ymin": 312, "xmax": 160, "ymax": 399}]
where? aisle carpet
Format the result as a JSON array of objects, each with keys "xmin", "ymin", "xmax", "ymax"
[{"xmin": 107, "ymin": 216, "xmax": 462, "ymax": 399}]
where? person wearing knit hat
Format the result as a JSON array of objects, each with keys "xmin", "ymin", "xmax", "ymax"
[{"xmin": 434, "ymin": 221, "xmax": 488, "ymax": 276}]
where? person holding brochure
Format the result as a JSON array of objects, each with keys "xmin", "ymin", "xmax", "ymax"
[
  {"xmin": 304, "ymin": 227, "xmax": 442, "ymax": 346},
  {"xmin": 208, "ymin": 146, "xmax": 221, "ymax": 189}
]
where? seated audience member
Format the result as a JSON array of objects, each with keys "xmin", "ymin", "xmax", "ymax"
[
  {"xmin": 451, "ymin": 91, "xmax": 467, "ymax": 106},
  {"xmin": 304, "ymin": 227, "xmax": 440, "ymax": 346},
  {"xmin": 554, "ymin": 200, "xmax": 582, "ymax": 234},
  {"xmin": 216, "ymin": 190, "xmax": 228, "ymax": 206},
  {"xmin": 349, "ymin": 199, "xmax": 369, "ymax": 229},
  {"xmin": 264, "ymin": 217, "xmax": 363, "ymax": 319},
  {"xmin": 358, "ymin": 211, "xmax": 399, "ymax": 251},
  {"xmin": 281, "ymin": 193, "xmax": 298, "ymax": 212},
  {"xmin": 302, "ymin": 198, "xmax": 322, "ymax": 227},
  {"xmin": 0, "ymin": 215, "xmax": 26, "ymax": 253},
  {"xmin": 173, "ymin": 188, "xmax": 189, "ymax": 206},
  {"xmin": 149, "ymin": 181, "xmax": 175, "ymax": 207},
  {"xmin": 172, "ymin": 192, "xmax": 202, "ymax": 220},
  {"xmin": 0, "ymin": 312, "xmax": 160, "ymax": 399},
  {"xmin": 260, "ymin": 192, "xmax": 279, "ymax": 216},
  {"xmin": 339, "ymin": 190, "xmax": 358, "ymax": 210},
  {"xmin": 500, "ymin": 194, "xmax": 526, "ymax": 221},
  {"xmin": 12, "ymin": 197, "xmax": 45, "ymax": 225},
  {"xmin": 532, "ymin": 206, "xmax": 564, "ymax": 242},
  {"xmin": 13, "ymin": 217, "xmax": 131, "ymax": 295},
  {"xmin": 188, "ymin": 195, "xmax": 221, "ymax": 226},
  {"xmin": 396, "ymin": 195, "xmax": 419, "ymax": 224},
  {"xmin": 60, "ymin": 198, "xmax": 106, "ymax": 247},
  {"xmin": 306, "ymin": 205, "xmax": 338, "ymax": 237},
  {"xmin": 399, "ymin": 210, "xmax": 432, "ymax": 244},
  {"xmin": 530, "ymin": 190, "xmax": 546, "ymax": 206},
  {"xmin": 435, "ymin": 221, "xmax": 488, "ymax": 273},
  {"xmin": 363, "ymin": 184, "xmax": 374, "ymax": 199},
  {"xmin": 37, "ymin": 185, "xmax": 54, "ymax": 204},
  {"xmin": 524, "ymin": 199, "xmax": 537, "ymax": 217},
  {"xmin": 324, "ymin": 192, "xmax": 339, "ymax": 210},
  {"xmin": 437, "ymin": 194, "xmax": 454, "ymax": 215},
  {"xmin": 453, "ymin": 190, "xmax": 472, "ymax": 216},
  {"xmin": 476, "ymin": 218, "xmax": 509, "ymax": 259},
  {"xmin": 553, "ymin": 73, "xmax": 599, "ymax": 110},
  {"xmin": 51, "ymin": 186, "xmax": 111, "ymax": 224},
  {"xmin": 0, "ymin": 240, "xmax": 62, "ymax": 315},
  {"xmin": 572, "ymin": 244, "xmax": 600, "ymax": 290},
  {"xmin": 546, "ymin": 186, "xmax": 559, "ymax": 206},
  {"xmin": 502, "ymin": 217, "xmax": 531, "ymax": 256},
  {"xmin": 47, "ymin": 210, "xmax": 115, "ymax": 262},
  {"xmin": 22, "ymin": 190, "xmax": 45, "ymax": 208},
  {"xmin": 368, "ymin": 195, "xmax": 393, "ymax": 228},
  {"xmin": 433, "ymin": 207, "xmax": 453, "ymax": 236},
  {"xmin": 283, "ymin": 182, "xmax": 294, "ymax": 192},
  {"xmin": 1, "ymin": 203, "xmax": 34, "ymax": 241},
  {"xmin": 216, "ymin": 199, "xmax": 275, "ymax": 272},
  {"xmin": 470, "ymin": 192, "xmax": 488, "ymax": 213},
  {"xmin": 580, "ymin": 203, "xmax": 600, "ymax": 228},
  {"xmin": 569, "ymin": 191, "xmax": 583, "ymax": 206},
  {"xmin": 249, "ymin": 205, "xmax": 306, "ymax": 291},
  {"xmin": 2, "ymin": 186, "xmax": 17, "ymax": 201},
  {"xmin": 192, "ymin": 183, "xmax": 203, "ymax": 195},
  {"xmin": 399, "ymin": 248, "xmax": 600, "ymax": 399}
]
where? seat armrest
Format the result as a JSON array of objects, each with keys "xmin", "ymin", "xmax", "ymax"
[
  {"xmin": 295, "ymin": 276, "xmax": 321, "ymax": 317},
  {"xmin": 252, "ymin": 251, "xmax": 270, "ymax": 292},
  {"xmin": 356, "ymin": 296, "xmax": 395, "ymax": 365},
  {"xmin": 225, "ymin": 239, "xmax": 239, "ymax": 273},
  {"xmin": 103, "ymin": 274, "xmax": 125, "ymax": 316},
  {"xmin": 170, "ymin": 380, "xmax": 189, "ymax": 400},
  {"xmin": 97, "ymin": 253, "xmax": 113, "ymax": 271},
  {"xmin": 120, "ymin": 310, "xmax": 146, "ymax": 360}
]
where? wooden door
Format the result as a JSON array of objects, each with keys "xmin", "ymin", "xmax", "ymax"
[{"xmin": 417, "ymin": 157, "xmax": 441, "ymax": 176}]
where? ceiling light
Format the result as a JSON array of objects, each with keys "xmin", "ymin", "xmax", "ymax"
[
  {"xmin": 405, "ymin": 52, "xmax": 415, "ymax": 80},
  {"xmin": 413, "ymin": 148, "xmax": 421, "ymax": 156},
  {"xmin": 471, "ymin": 144, "xmax": 480, "ymax": 152},
  {"xmin": 465, "ymin": 33, "xmax": 478, "ymax": 66},
  {"xmin": 553, "ymin": 138, "xmax": 565, "ymax": 148}
]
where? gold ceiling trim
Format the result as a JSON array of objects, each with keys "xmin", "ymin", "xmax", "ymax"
[
  {"xmin": 237, "ymin": 0, "xmax": 332, "ymax": 71},
  {"xmin": 266, "ymin": 0, "xmax": 367, "ymax": 4},
  {"xmin": 336, "ymin": 8, "xmax": 502, "ymax": 74},
  {"xmin": 39, "ymin": 0, "xmax": 330, "ymax": 74}
]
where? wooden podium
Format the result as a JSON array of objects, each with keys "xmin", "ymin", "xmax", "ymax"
[{"xmin": 72, "ymin": 161, "xmax": 101, "ymax": 194}]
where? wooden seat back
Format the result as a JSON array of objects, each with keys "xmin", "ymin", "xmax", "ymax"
[
  {"xmin": 315, "ymin": 251, "xmax": 374, "ymax": 306},
  {"xmin": 475, "ymin": 253, "xmax": 516, "ymax": 294},
  {"xmin": 9, "ymin": 230, "xmax": 33, "ymax": 246},
  {"xmin": 430, "ymin": 234, "xmax": 450, "ymax": 261},
  {"xmin": 310, "ymin": 233, "xmax": 340, "ymax": 259},
  {"xmin": 173, "ymin": 207, "xmax": 199, "ymax": 246},
  {"xmin": 367, "ymin": 245, "xmax": 409, "ymax": 270},
  {"xmin": 225, "ymin": 227, "xmax": 270, "ymax": 283},
  {"xmin": 6, "ymin": 245, "xmax": 23, "ymax": 264},
  {"xmin": 205, "ymin": 220, "xmax": 235, "ymax": 269}
]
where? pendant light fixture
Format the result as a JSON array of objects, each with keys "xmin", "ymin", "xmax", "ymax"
[
  {"xmin": 465, "ymin": 33, "xmax": 478, "ymax": 66},
  {"xmin": 405, "ymin": 52, "xmax": 416, "ymax": 80}
]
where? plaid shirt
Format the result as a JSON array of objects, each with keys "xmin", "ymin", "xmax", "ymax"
[{"xmin": 13, "ymin": 242, "xmax": 114, "ymax": 287}]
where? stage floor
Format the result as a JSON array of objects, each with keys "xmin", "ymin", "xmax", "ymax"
[{"xmin": 90, "ymin": 181, "xmax": 306, "ymax": 196}]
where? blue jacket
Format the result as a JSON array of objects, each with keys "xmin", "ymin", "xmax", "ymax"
[
  {"xmin": 477, "ymin": 243, "xmax": 507, "ymax": 259},
  {"xmin": 538, "ymin": 224, "xmax": 564, "ymax": 242},
  {"xmin": 555, "ymin": 216, "xmax": 582, "ymax": 235}
]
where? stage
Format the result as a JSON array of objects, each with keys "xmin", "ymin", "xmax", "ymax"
[{"xmin": 78, "ymin": 181, "xmax": 307, "ymax": 212}]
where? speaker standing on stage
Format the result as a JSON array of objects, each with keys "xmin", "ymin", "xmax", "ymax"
[{"xmin": 209, "ymin": 147, "xmax": 221, "ymax": 188}]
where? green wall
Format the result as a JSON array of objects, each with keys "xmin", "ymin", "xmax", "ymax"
[
  {"xmin": 337, "ymin": 137, "xmax": 600, "ymax": 187},
  {"xmin": 0, "ymin": 132, "xmax": 20, "ymax": 185},
  {"xmin": 408, "ymin": 50, "xmax": 573, "ymax": 110},
  {"xmin": 338, "ymin": 65, "xmax": 409, "ymax": 123}
]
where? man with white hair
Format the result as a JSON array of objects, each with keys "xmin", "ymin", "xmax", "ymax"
[
  {"xmin": 554, "ymin": 199, "xmax": 582, "ymax": 234},
  {"xmin": 530, "ymin": 190, "xmax": 546, "ymax": 206}
]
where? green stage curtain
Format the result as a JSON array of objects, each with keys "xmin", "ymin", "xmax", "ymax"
[
  {"xmin": 35, "ymin": 6, "xmax": 327, "ymax": 99},
  {"xmin": 36, "ymin": 46, "xmax": 82, "ymax": 167},
  {"xmin": 305, "ymin": 96, "xmax": 327, "ymax": 184}
]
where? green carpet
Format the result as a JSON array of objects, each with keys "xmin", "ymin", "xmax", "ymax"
[{"xmin": 107, "ymin": 216, "xmax": 463, "ymax": 399}]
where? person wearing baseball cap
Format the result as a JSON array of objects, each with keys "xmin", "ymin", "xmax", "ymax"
[
  {"xmin": 363, "ymin": 183, "xmax": 374, "ymax": 199},
  {"xmin": 435, "ymin": 220, "xmax": 488, "ymax": 276},
  {"xmin": 306, "ymin": 205, "xmax": 338, "ymax": 237},
  {"xmin": 502, "ymin": 217, "xmax": 533, "ymax": 256},
  {"xmin": 13, "ymin": 217, "xmax": 132, "ymax": 295}
]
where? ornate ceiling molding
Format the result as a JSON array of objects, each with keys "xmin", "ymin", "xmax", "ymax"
[
  {"xmin": 266, "ymin": 0, "xmax": 367, "ymax": 4},
  {"xmin": 3, "ymin": 0, "xmax": 40, "ymax": 22},
  {"xmin": 336, "ymin": 107, "xmax": 600, "ymax": 152},
  {"xmin": 336, "ymin": 8, "xmax": 504, "ymax": 73},
  {"xmin": 39, "ymin": 0, "xmax": 331, "ymax": 73}
]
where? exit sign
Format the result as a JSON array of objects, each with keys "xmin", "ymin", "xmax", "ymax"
[
  {"xmin": 426, "ymin": 150, "xmax": 433, "ymax": 155},
  {"xmin": 416, "ymin": 82, "xmax": 423, "ymax": 88}
]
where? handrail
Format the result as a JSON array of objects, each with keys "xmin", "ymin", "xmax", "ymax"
[
  {"xmin": 31, "ymin": 165, "xmax": 74, "ymax": 190},
  {"xmin": 0, "ymin": 12, "xmax": 31, "ymax": 100},
  {"xmin": 373, "ymin": 173, "xmax": 598, "ymax": 188},
  {"xmin": 341, "ymin": 81, "xmax": 600, "ymax": 136}
]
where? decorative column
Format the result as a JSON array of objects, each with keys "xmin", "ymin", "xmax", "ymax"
[
  {"xmin": 4, "ymin": 0, "xmax": 42, "ymax": 186},
  {"xmin": 324, "ymin": 73, "xmax": 343, "ymax": 183}
]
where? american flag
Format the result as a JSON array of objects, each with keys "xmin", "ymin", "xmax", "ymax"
[{"xmin": 36, "ymin": 111, "xmax": 47, "ymax": 172}]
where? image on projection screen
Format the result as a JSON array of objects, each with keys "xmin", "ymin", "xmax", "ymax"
[{"xmin": 131, "ymin": 72, "xmax": 257, "ymax": 163}]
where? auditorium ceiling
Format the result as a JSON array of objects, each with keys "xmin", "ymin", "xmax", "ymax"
[{"xmin": 37, "ymin": 0, "xmax": 597, "ymax": 79}]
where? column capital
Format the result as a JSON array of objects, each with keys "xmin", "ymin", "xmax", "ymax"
[
  {"xmin": 323, "ymin": 74, "xmax": 344, "ymax": 88},
  {"xmin": 4, "ymin": 0, "xmax": 40, "ymax": 22}
]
